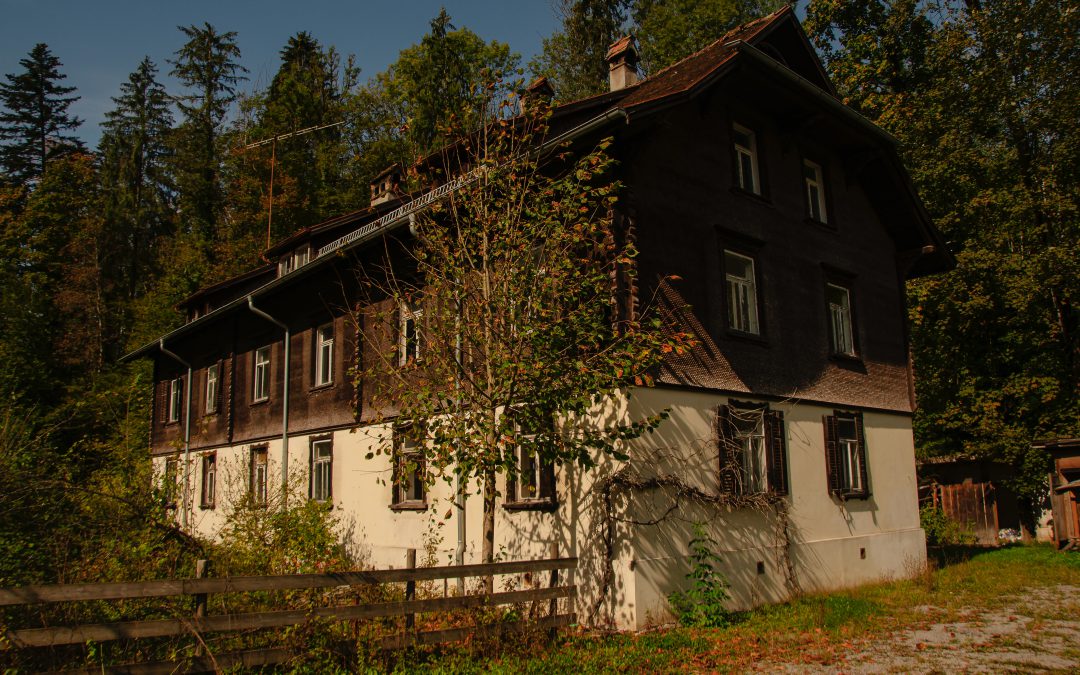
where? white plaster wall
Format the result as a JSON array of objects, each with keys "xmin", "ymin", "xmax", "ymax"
[{"xmin": 153, "ymin": 387, "xmax": 925, "ymax": 631}]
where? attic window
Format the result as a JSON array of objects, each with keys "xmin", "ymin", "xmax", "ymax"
[{"xmin": 278, "ymin": 244, "xmax": 312, "ymax": 277}]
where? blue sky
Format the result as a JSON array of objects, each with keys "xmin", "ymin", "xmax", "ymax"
[{"xmin": 0, "ymin": 1, "xmax": 562, "ymax": 147}]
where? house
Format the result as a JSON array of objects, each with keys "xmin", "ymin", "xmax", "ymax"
[{"xmin": 123, "ymin": 7, "xmax": 951, "ymax": 629}]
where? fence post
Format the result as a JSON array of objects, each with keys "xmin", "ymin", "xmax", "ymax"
[
  {"xmin": 405, "ymin": 548, "xmax": 416, "ymax": 633},
  {"xmin": 548, "ymin": 542, "xmax": 559, "ymax": 639},
  {"xmin": 193, "ymin": 559, "xmax": 210, "ymax": 656}
]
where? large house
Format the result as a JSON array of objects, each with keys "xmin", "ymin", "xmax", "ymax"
[{"xmin": 125, "ymin": 7, "xmax": 951, "ymax": 629}]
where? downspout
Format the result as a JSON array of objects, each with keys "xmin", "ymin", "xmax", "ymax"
[
  {"xmin": 158, "ymin": 339, "xmax": 193, "ymax": 529},
  {"xmin": 247, "ymin": 296, "xmax": 291, "ymax": 504}
]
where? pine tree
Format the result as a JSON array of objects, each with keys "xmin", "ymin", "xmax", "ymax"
[
  {"xmin": 530, "ymin": 0, "xmax": 631, "ymax": 101},
  {"xmin": 0, "ymin": 43, "xmax": 83, "ymax": 184},
  {"xmin": 99, "ymin": 57, "xmax": 175, "ymax": 310},
  {"xmin": 169, "ymin": 24, "xmax": 246, "ymax": 243}
]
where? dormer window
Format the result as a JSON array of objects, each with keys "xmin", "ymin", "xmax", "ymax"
[{"xmin": 277, "ymin": 244, "xmax": 312, "ymax": 277}]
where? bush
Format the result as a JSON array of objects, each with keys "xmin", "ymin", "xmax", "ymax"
[
  {"xmin": 920, "ymin": 504, "xmax": 977, "ymax": 546},
  {"xmin": 668, "ymin": 523, "xmax": 732, "ymax": 628}
]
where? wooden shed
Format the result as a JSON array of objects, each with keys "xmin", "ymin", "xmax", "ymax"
[{"xmin": 1036, "ymin": 438, "xmax": 1080, "ymax": 550}]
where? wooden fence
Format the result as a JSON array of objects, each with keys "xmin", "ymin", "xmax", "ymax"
[
  {"xmin": 932, "ymin": 481, "xmax": 999, "ymax": 546},
  {"xmin": 0, "ymin": 545, "xmax": 577, "ymax": 674}
]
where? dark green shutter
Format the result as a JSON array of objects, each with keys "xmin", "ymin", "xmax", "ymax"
[
  {"xmin": 765, "ymin": 410, "xmax": 788, "ymax": 496},
  {"xmin": 824, "ymin": 413, "xmax": 840, "ymax": 494},
  {"xmin": 854, "ymin": 412, "xmax": 870, "ymax": 497},
  {"xmin": 540, "ymin": 459, "xmax": 556, "ymax": 502}
]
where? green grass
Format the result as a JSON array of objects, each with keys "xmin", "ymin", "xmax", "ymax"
[{"xmin": 376, "ymin": 545, "xmax": 1080, "ymax": 674}]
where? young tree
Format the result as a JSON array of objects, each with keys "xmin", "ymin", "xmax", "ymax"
[
  {"xmin": 0, "ymin": 43, "xmax": 83, "ymax": 184},
  {"xmin": 358, "ymin": 101, "xmax": 690, "ymax": 578},
  {"xmin": 169, "ymin": 23, "xmax": 247, "ymax": 243},
  {"xmin": 99, "ymin": 57, "xmax": 175, "ymax": 311},
  {"xmin": 530, "ymin": 0, "xmax": 632, "ymax": 101}
]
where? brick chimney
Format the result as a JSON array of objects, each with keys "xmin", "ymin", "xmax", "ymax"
[
  {"xmin": 606, "ymin": 36, "xmax": 639, "ymax": 91},
  {"xmin": 521, "ymin": 76, "xmax": 554, "ymax": 114}
]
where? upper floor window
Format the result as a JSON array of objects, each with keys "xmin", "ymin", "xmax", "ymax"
[
  {"xmin": 314, "ymin": 323, "xmax": 334, "ymax": 387},
  {"xmin": 724, "ymin": 250, "xmax": 760, "ymax": 335},
  {"xmin": 803, "ymin": 159, "xmax": 827, "ymax": 223},
  {"xmin": 717, "ymin": 404, "xmax": 788, "ymax": 496},
  {"xmin": 167, "ymin": 377, "xmax": 183, "ymax": 424},
  {"xmin": 278, "ymin": 244, "xmax": 312, "ymax": 277},
  {"xmin": 253, "ymin": 346, "xmax": 271, "ymax": 402},
  {"xmin": 205, "ymin": 363, "xmax": 219, "ymax": 415},
  {"xmin": 826, "ymin": 283, "xmax": 855, "ymax": 357},
  {"xmin": 391, "ymin": 425, "xmax": 426, "ymax": 508},
  {"xmin": 250, "ymin": 446, "xmax": 268, "ymax": 506},
  {"xmin": 201, "ymin": 453, "xmax": 217, "ymax": 509},
  {"xmin": 732, "ymin": 122, "xmax": 760, "ymax": 195},
  {"xmin": 310, "ymin": 438, "xmax": 333, "ymax": 502},
  {"xmin": 824, "ymin": 411, "xmax": 869, "ymax": 498},
  {"xmin": 399, "ymin": 302, "xmax": 422, "ymax": 366}
]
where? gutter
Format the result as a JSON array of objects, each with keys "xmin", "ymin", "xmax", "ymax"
[
  {"xmin": 158, "ymin": 339, "xmax": 193, "ymax": 529},
  {"xmin": 247, "ymin": 296, "xmax": 291, "ymax": 503}
]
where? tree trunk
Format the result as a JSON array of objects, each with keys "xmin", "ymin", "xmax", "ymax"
[{"xmin": 481, "ymin": 465, "xmax": 496, "ymax": 594}]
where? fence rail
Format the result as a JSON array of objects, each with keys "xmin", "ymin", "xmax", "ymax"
[{"xmin": 2, "ymin": 547, "xmax": 577, "ymax": 673}]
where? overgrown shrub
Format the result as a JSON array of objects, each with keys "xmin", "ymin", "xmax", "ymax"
[
  {"xmin": 668, "ymin": 523, "xmax": 733, "ymax": 628},
  {"xmin": 920, "ymin": 504, "xmax": 977, "ymax": 546}
]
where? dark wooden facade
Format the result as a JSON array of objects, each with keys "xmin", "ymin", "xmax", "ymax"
[{"xmin": 136, "ymin": 7, "xmax": 949, "ymax": 457}]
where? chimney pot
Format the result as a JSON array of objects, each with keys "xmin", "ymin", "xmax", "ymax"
[{"xmin": 606, "ymin": 36, "xmax": 639, "ymax": 92}]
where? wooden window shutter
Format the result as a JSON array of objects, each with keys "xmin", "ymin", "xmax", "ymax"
[
  {"xmin": 765, "ymin": 410, "xmax": 788, "ymax": 496},
  {"xmin": 506, "ymin": 463, "xmax": 518, "ymax": 503},
  {"xmin": 823, "ymin": 413, "xmax": 841, "ymax": 494},
  {"xmin": 540, "ymin": 459, "xmax": 556, "ymax": 501},
  {"xmin": 157, "ymin": 379, "xmax": 168, "ymax": 424},
  {"xmin": 854, "ymin": 411, "xmax": 870, "ymax": 496},
  {"xmin": 215, "ymin": 360, "xmax": 225, "ymax": 411},
  {"xmin": 390, "ymin": 448, "xmax": 401, "ymax": 505},
  {"xmin": 716, "ymin": 405, "xmax": 738, "ymax": 494}
]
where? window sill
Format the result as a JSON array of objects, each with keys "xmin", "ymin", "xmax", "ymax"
[
  {"xmin": 309, "ymin": 382, "xmax": 334, "ymax": 393},
  {"xmin": 389, "ymin": 502, "xmax": 428, "ymax": 512},
  {"xmin": 729, "ymin": 186, "xmax": 772, "ymax": 206},
  {"xmin": 504, "ymin": 499, "xmax": 558, "ymax": 513},
  {"xmin": 833, "ymin": 491, "xmax": 871, "ymax": 501},
  {"xmin": 203, "ymin": 412, "xmax": 219, "ymax": 419},
  {"xmin": 828, "ymin": 352, "xmax": 863, "ymax": 366},
  {"xmin": 199, "ymin": 503, "xmax": 215, "ymax": 511},
  {"xmin": 250, "ymin": 397, "xmax": 269, "ymax": 407},
  {"xmin": 805, "ymin": 216, "xmax": 836, "ymax": 232}
]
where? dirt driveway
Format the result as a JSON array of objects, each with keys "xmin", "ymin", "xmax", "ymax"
[{"xmin": 765, "ymin": 585, "xmax": 1080, "ymax": 673}]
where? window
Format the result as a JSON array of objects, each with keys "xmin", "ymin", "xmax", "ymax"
[
  {"xmin": 250, "ymin": 447, "xmax": 268, "ymax": 506},
  {"xmin": 167, "ymin": 377, "xmax": 183, "ymax": 424},
  {"xmin": 314, "ymin": 323, "xmax": 334, "ymax": 387},
  {"xmin": 399, "ymin": 302, "xmax": 422, "ymax": 366},
  {"xmin": 826, "ymin": 283, "xmax": 855, "ymax": 357},
  {"xmin": 391, "ymin": 426, "xmax": 426, "ymax": 507},
  {"xmin": 310, "ymin": 439, "xmax": 332, "ymax": 502},
  {"xmin": 824, "ymin": 411, "xmax": 869, "ymax": 498},
  {"xmin": 724, "ymin": 250, "xmax": 760, "ymax": 335},
  {"xmin": 278, "ymin": 244, "xmax": 312, "ymax": 277},
  {"xmin": 717, "ymin": 403, "xmax": 788, "ymax": 496},
  {"xmin": 163, "ymin": 457, "xmax": 179, "ymax": 506},
  {"xmin": 205, "ymin": 363, "xmax": 219, "ymax": 415},
  {"xmin": 253, "ymin": 346, "xmax": 271, "ymax": 402},
  {"xmin": 732, "ymin": 123, "xmax": 760, "ymax": 195},
  {"xmin": 506, "ymin": 414, "xmax": 556, "ymax": 507},
  {"xmin": 201, "ymin": 453, "xmax": 216, "ymax": 509},
  {"xmin": 803, "ymin": 159, "xmax": 827, "ymax": 223}
]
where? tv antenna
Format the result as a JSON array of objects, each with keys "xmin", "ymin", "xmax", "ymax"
[{"xmin": 240, "ymin": 120, "xmax": 346, "ymax": 249}]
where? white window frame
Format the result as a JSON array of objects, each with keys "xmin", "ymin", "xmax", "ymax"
[
  {"xmin": 201, "ymin": 453, "xmax": 216, "ymax": 508},
  {"xmin": 836, "ymin": 416, "xmax": 864, "ymax": 494},
  {"xmin": 310, "ymin": 439, "xmax": 333, "ymax": 502},
  {"xmin": 253, "ymin": 346, "xmax": 271, "ymax": 402},
  {"xmin": 314, "ymin": 323, "xmax": 334, "ymax": 387},
  {"xmin": 399, "ymin": 302, "xmax": 423, "ymax": 366},
  {"xmin": 735, "ymin": 411, "xmax": 768, "ymax": 494},
  {"xmin": 167, "ymin": 377, "xmax": 183, "ymax": 423},
  {"xmin": 725, "ymin": 250, "xmax": 760, "ymax": 335},
  {"xmin": 205, "ymin": 363, "xmax": 219, "ymax": 415},
  {"xmin": 826, "ymin": 283, "xmax": 855, "ymax": 357},
  {"xmin": 804, "ymin": 159, "xmax": 827, "ymax": 223},
  {"xmin": 393, "ymin": 427, "xmax": 426, "ymax": 506},
  {"xmin": 733, "ymin": 122, "xmax": 760, "ymax": 195},
  {"xmin": 251, "ymin": 447, "xmax": 268, "ymax": 506}
]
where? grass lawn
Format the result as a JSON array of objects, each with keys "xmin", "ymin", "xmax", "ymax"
[{"xmin": 382, "ymin": 545, "xmax": 1080, "ymax": 674}]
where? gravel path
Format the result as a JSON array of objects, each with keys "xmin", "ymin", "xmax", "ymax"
[{"xmin": 764, "ymin": 585, "xmax": 1080, "ymax": 674}]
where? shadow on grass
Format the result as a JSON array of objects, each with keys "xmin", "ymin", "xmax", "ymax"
[{"xmin": 927, "ymin": 544, "xmax": 1010, "ymax": 569}]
